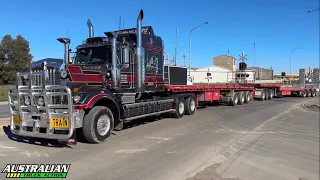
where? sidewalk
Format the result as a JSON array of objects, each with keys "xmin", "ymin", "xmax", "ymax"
[{"xmin": 188, "ymin": 98, "xmax": 320, "ymax": 180}]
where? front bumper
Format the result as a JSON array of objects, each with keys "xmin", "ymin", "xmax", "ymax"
[{"xmin": 8, "ymin": 72, "xmax": 85, "ymax": 140}]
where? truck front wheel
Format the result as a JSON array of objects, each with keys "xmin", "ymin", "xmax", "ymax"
[{"xmin": 82, "ymin": 106, "xmax": 114, "ymax": 144}]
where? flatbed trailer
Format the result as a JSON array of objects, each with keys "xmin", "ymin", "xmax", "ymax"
[{"xmin": 251, "ymin": 83, "xmax": 318, "ymax": 100}]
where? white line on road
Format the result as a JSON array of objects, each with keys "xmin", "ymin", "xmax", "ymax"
[
  {"xmin": 116, "ymin": 149, "xmax": 147, "ymax": 154},
  {"xmin": 145, "ymin": 136, "xmax": 171, "ymax": 141},
  {"xmin": 0, "ymin": 144, "xmax": 17, "ymax": 149}
]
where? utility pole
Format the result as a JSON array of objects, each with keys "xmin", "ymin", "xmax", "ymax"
[
  {"xmin": 175, "ymin": 28, "xmax": 178, "ymax": 66},
  {"xmin": 183, "ymin": 54, "xmax": 186, "ymax": 66}
]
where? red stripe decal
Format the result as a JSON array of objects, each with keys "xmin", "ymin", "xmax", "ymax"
[{"xmin": 67, "ymin": 66, "xmax": 102, "ymax": 83}]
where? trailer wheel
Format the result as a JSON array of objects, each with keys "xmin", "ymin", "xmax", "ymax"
[
  {"xmin": 238, "ymin": 91, "xmax": 245, "ymax": 105},
  {"xmin": 82, "ymin": 106, "xmax": 114, "ymax": 144},
  {"xmin": 302, "ymin": 90, "xmax": 307, "ymax": 98},
  {"xmin": 172, "ymin": 98, "xmax": 185, "ymax": 118},
  {"xmin": 244, "ymin": 91, "xmax": 250, "ymax": 103},
  {"xmin": 312, "ymin": 90, "xmax": 317, "ymax": 97},
  {"xmin": 185, "ymin": 96, "xmax": 197, "ymax": 115},
  {"xmin": 267, "ymin": 89, "xmax": 272, "ymax": 99},
  {"xmin": 229, "ymin": 92, "xmax": 239, "ymax": 106},
  {"xmin": 260, "ymin": 90, "xmax": 266, "ymax": 101},
  {"xmin": 307, "ymin": 90, "xmax": 312, "ymax": 97}
]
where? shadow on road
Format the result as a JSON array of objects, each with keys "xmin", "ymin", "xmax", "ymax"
[{"xmin": 2, "ymin": 125, "xmax": 73, "ymax": 148}]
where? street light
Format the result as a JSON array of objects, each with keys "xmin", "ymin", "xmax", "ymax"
[
  {"xmin": 188, "ymin": 22, "xmax": 209, "ymax": 75},
  {"xmin": 290, "ymin": 47, "xmax": 303, "ymax": 84}
]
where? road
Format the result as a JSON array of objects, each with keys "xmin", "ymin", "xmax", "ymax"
[
  {"xmin": 0, "ymin": 103, "xmax": 9, "ymax": 119},
  {"xmin": 0, "ymin": 97, "xmax": 319, "ymax": 180}
]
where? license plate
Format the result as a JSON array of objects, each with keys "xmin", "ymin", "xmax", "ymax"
[
  {"xmin": 12, "ymin": 115, "xmax": 21, "ymax": 125},
  {"xmin": 51, "ymin": 118, "xmax": 69, "ymax": 128}
]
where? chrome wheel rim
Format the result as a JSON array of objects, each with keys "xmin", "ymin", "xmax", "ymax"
[
  {"xmin": 178, "ymin": 101, "xmax": 185, "ymax": 114},
  {"xmin": 247, "ymin": 94, "xmax": 250, "ymax": 101},
  {"xmin": 234, "ymin": 95, "xmax": 238, "ymax": 104},
  {"xmin": 97, "ymin": 115, "xmax": 110, "ymax": 136},
  {"xmin": 190, "ymin": 99, "xmax": 196, "ymax": 111}
]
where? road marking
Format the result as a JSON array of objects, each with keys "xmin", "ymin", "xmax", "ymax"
[
  {"xmin": 167, "ymin": 151, "xmax": 178, "ymax": 154},
  {"xmin": 116, "ymin": 149, "xmax": 147, "ymax": 154},
  {"xmin": 145, "ymin": 136, "xmax": 171, "ymax": 141},
  {"xmin": 0, "ymin": 144, "xmax": 17, "ymax": 149}
]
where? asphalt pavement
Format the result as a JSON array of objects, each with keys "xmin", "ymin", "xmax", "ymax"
[{"xmin": 0, "ymin": 97, "xmax": 319, "ymax": 180}]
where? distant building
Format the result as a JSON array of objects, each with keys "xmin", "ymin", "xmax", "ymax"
[
  {"xmin": 188, "ymin": 65, "xmax": 232, "ymax": 84},
  {"xmin": 247, "ymin": 67, "xmax": 273, "ymax": 80},
  {"xmin": 213, "ymin": 55, "xmax": 236, "ymax": 71}
]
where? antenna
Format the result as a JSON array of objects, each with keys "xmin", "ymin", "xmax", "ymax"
[{"xmin": 119, "ymin": 16, "xmax": 122, "ymax": 30}]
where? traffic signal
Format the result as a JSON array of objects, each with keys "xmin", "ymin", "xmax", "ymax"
[
  {"xmin": 239, "ymin": 62, "xmax": 247, "ymax": 70},
  {"xmin": 281, "ymin": 72, "xmax": 286, "ymax": 76}
]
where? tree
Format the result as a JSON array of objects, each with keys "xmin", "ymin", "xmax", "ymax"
[{"xmin": 0, "ymin": 34, "xmax": 33, "ymax": 85}]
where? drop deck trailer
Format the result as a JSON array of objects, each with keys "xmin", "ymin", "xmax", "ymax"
[{"xmin": 7, "ymin": 9, "xmax": 318, "ymax": 144}]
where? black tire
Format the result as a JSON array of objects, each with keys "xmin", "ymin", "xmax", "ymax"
[
  {"xmin": 185, "ymin": 96, "xmax": 197, "ymax": 115},
  {"xmin": 238, "ymin": 91, "xmax": 245, "ymax": 105},
  {"xmin": 82, "ymin": 106, "xmax": 114, "ymax": 144},
  {"xmin": 244, "ymin": 91, "xmax": 250, "ymax": 103},
  {"xmin": 265, "ymin": 90, "xmax": 270, "ymax": 100},
  {"xmin": 269, "ymin": 89, "xmax": 274, "ymax": 99},
  {"xmin": 172, "ymin": 98, "xmax": 185, "ymax": 118},
  {"xmin": 267, "ymin": 89, "xmax": 272, "ymax": 100},
  {"xmin": 229, "ymin": 92, "xmax": 239, "ymax": 106},
  {"xmin": 312, "ymin": 90, "xmax": 317, "ymax": 97},
  {"xmin": 260, "ymin": 90, "xmax": 266, "ymax": 101},
  {"xmin": 307, "ymin": 90, "xmax": 312, "ymax": 97},
  {"xmin": 302, "ymin": 90, "xmax": 307, "ymax": 98}
]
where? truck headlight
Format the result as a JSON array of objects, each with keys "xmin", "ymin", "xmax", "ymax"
[
  {"xmin": 73, "ymin": 95, "xmax": 81, "ymax": 103},
  {"xmin": 60, "ymin": 69, "xmax": 68, "ymax": 79},
  {"xmin": 38, "ymin": 97, "xmax": 45, "ymax": 106},
  {"xmin": 24, "ymin": 96, "xmax": 31, "ymax": 105},
  {"xmin": 23, "ymin": 74, "xmax": 29, "ymax": 80}
]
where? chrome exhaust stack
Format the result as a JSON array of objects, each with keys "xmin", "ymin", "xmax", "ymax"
[
  {"xmin": 57, "ymin": 38, "xmax": 70, "ymax": 66},
  {"xmin": 87, "ymin": 19, "xmax": 94, "ymax": 38},
  {"xmin": 135, "ymin": 9, "xmax": 145, "ymax": 93}
]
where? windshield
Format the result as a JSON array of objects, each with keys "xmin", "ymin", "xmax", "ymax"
[{"xmin": 73, "ymin": 45, "xmax": 111, "ymax": 65}]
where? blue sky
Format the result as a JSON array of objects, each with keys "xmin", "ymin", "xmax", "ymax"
[{"xmin": 1, "ymin": 0, "xmax": 319, "ymax": 73}]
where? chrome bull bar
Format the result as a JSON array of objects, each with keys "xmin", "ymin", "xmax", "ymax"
[{"xmin": 8, "ymin": 71, "xmax": 82, "ymax": 140}]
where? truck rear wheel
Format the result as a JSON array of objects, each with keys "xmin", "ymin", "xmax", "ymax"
[
  {"xmin": 185, "ymin": 96, "xmax": 197, "ymax": 115},
  {"xmin": 82, "ymin": 106, "xmax": 114, "ymax": 144},
  {"xmin": 238, "ymin": 91, "xmax": 245, "ymax": 105},
  {"xmin": 244, "ymin": 91, "xmax": 250, "ymax": 103},
  {"xmin": 229, "ymin": 92, "xmax": 239, "ymax": 106},
  {"xmin": 172, "ymin": 98, "xmax": 185, "ymax": 118}
]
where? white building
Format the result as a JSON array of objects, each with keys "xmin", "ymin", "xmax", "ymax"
[{"xmin": 187, "ymin": 65, "xmax": 233, "ymax": 84}]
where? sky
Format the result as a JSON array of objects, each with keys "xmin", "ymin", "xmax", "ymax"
[{"xmin": 1, "ymin": 0, "xmax": 319, "ymax": 74}]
